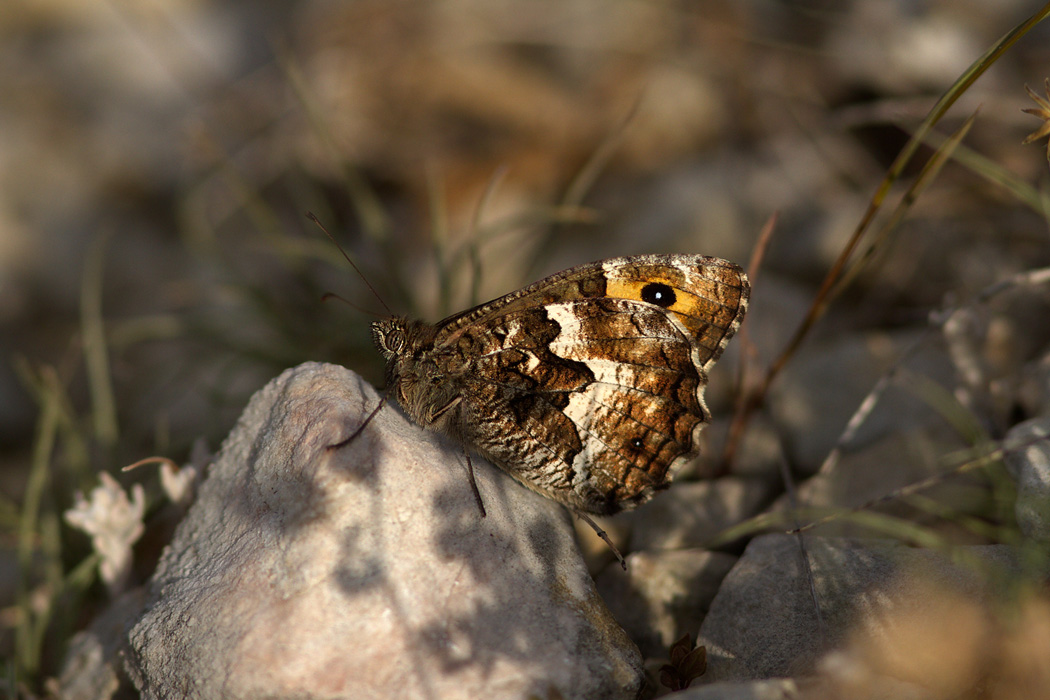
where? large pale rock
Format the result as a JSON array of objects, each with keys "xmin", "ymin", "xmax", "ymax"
[
  {"xmin": 698, "ymin": 534, "xmax": 1017, "ymax": 686},
  {"xmin": 125, "ymin": 362, "xmax": 642, "ymax": 700}
]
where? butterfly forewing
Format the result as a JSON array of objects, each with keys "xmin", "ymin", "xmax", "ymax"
[{"xmin": 378, "ymin": 254, "xmax": 749, "ymax": 515}]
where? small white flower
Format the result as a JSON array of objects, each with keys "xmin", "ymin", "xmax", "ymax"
[
  {"xmin": 64, "ymin": 472, "xmax": 145, "ymax": 593},
  {"xmin": 123, "ymin": 440, "xmax": 207, "ymax": 507},
  {"xmin": 160, "ymin": 438, "xmax": 208, "ymax": 507},
  {"xmin": 1023, "ymin": 79, "xmax": 1050, "ymax": 160},
  {"xmin": 160, "ymin": 461, "xmax": 197, "ymax": 508}
]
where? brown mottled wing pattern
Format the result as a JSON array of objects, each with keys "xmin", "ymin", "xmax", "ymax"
[{"xmin": 427, "ymin": 254, "xmax": 749, "ymax": 515}]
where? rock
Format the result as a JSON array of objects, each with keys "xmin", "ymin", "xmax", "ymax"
[
  {"xmin": 55, "ymin": 630, "xmax": 120, "ymax": 700},
  {"xmin": 697, "ymin": 534, "xmax": 1018, "ymax": 685},
  {"xmin": 668, "ymin": 666, "xmax": 936, "ymax": 700},
  {"xmin": 772, "ymin": 428, "xmax": 995, "ymax": 539},
  {"xmin": 768, "ymin": 330, "xmax": 956, "ymax": 474},
  {"xmin": 826, "ymin": 2, "xmax": 980, "ymax": 92},
  {"xmin": 717, "ymin": 412, "xmax": 789, "ymax": 481},
  {"xmin": 815, "ymin": 573, "xmax": 1050, "ymax": 700},
  {"xmin": 53, "ymin": 588, "xmax": 145, "ymax": 700},
  {"xmin": 125, "ymin": 362, "xmax": 642, "ymax": 700},
  {"xmin": 626, "ymin": 477, "xmax": 776, "ymax": 552},
  {"xmin": 1003, "ymin": 416, "xmax": 1050, "ymax": 543},
  {"xmin": 1018, "ymin": 352, "xmax": 1050, "ymax": 418},
  {"xmin": 671, "ymin": 677, "xmax": 815, "ymax": 700},
  {"xmin": 816, "ymin": 650, "xmax": 942, "ymax": 700},
  {"xmin": 595, "ymin": 548, "xmax": 736, "ymax": 658}
]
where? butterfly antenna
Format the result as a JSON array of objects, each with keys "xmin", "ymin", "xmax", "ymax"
[
  {"xmin": 307, "ymin": 212, "xmax": 392, "ymax": 315},
  {"xmin": 320, "ymin": 292, "xmax": 386, "ymax": 319}
]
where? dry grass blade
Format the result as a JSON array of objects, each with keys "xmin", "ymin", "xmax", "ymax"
[
  {"xmin": 919, "ymin": 129, "xmax": 1045, "ymax": 212},
  {"xmin": 777, "ymin": 450, "xmax": 829, "ymax": 645},
  {"xmin": 182, "ymin": 124, "xmax": 290, "ymax": 257},
  {"xmin": 560, "ymin": 98, "xmax": 641, "ymax": 214},
  {"xmin": 894, "ymin": 368, "xmax": 988, "ymax": 445},
  {"xmin": 518, "ymin": 98, "xmax": 641, "ymax": 278},
  {"xmin": 786, "ymin": 265, "xmax": 1050, "ymax": 539},
  {"xmin": 425, "ymin": 165, "xmax": 460, "ymax": 318},
  {"xmin": 721, "ymin": 212, "xmax": 777, "ymax": 470},
  {"xmin": 452, "ymin": 205, "xmax": 599, "ymax": 257},
  {"xmin": 276, "ymin": 41, "xmax": 391, "ymax": 243},
  {"xmin": 831, "ymin": 111, "xmax": 978, "ymax": 300},
  {"xmin": 788, "ymin": 441, "xmax": 1013, "ymax": 539},
  {"xmin": 465, "ymin": 166, "xmax": 509, "ymax": 307},
  {"xmin": 733, "ymin": 3, "xmax": 1050, "ymax": 438}
]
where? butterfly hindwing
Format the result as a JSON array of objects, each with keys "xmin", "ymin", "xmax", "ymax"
[{"xmin": 409, "ymin": 254, "xmax": 749, "ymax": 514}]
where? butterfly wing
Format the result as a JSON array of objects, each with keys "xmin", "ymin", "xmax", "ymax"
[{"xmin": 430, "ymin": 254, "xmax": 749, "ymax": 515}]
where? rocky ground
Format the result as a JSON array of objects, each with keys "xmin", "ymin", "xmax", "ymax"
[{"xmin": 4, "ymin": 1, "xmax": 1050, "ymax": 698}]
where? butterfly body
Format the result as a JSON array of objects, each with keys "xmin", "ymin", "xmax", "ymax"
[{"xmin": 371, "ymin": 254, "xmax": 749, "ymax": 516}]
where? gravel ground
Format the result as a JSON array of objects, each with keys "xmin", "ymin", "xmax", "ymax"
[{"xmin": 4, "ymin": 1, "xmax": 1050, "ymax": 696}]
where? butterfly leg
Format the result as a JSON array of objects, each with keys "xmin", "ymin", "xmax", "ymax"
[
  {"xmin": 576, "ymin": 512, "xmax": 627, "ymax": 570},
  {"xmin": 463, "ymin": 451, "xmax": 487, "ymax": 518},
  {"xmin": 328, "ymin": 396, "xmax": 387, "ymax": 450}
]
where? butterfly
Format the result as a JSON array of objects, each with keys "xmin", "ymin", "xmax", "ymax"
[{"xmin": 371, "ymin": 254, "xmax": 749, "ymax": 530}]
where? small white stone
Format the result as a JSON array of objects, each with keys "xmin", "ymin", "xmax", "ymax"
[{"xmin": 1004, "ymin": 417, "xmax": 1050, "ymax": 543}]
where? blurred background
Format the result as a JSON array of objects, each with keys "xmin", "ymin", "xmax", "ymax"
[{"xmin": 3, "ymin": 0, "xmax": 1050, "ymax": 689}]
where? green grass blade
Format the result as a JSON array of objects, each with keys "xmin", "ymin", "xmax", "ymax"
[
  {"xmin": 15, "ymin": 367, "xmax": 60, "ymax": 677},
  {"xmin": 81, "ymin": 229, "xmax": 118, "ymax": 447}
]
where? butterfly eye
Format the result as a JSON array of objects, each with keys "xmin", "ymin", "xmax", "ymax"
[
  {"xmin": 641, "ymin": 282, "xmax": 676, "ymax": 308},
  {"xmin": 372, "ymin": 320, "xmax": 407, "ymax": 356},
  {"xmin": 629, "ymin": 437, "xmax": 645, "ymax": 450}
]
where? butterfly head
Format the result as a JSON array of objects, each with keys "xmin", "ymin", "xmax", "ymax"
[{"xmin": 371, "ymin": 317, "xmax": 443, "ymax": 419}]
